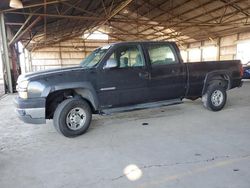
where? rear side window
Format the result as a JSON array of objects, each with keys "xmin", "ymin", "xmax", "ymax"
[{"xmin": 146, "ymin": 44, "xmax": 177, "ymax": 66}]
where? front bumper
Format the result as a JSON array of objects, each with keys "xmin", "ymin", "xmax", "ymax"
[{"xmin": 14, "ymin": 97, "xmax": 46, "ymax": 124}]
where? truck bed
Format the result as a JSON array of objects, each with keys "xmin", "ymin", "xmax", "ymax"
[{"xmin": 185, "ymin": 60, "xmax": 242, "ymax": 97}]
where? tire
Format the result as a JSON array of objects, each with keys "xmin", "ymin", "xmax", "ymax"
[
  {"xmin": 202, "ymin": 83, "xmax": 227, "ymax": 111},
  {"xmin": 53, "ymin": 98, "xmax": 92, "ymax": 137}
]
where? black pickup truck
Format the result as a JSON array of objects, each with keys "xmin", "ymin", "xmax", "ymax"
[{"xmin": 15, "ymin": 41, "xmax": 243, "ymax": 137}]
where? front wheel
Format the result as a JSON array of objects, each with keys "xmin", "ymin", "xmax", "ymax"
[
  {"xmin": 53, "ymin": 98, "xmax": 92, "ymax": 137},
  {"xmin": 202, "ymin": 84, "xmax": 227, "ymax": 111}
]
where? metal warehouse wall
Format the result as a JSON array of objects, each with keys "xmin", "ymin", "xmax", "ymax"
[
  {"xmin": 28, "ymin": 39, "xmax": 116, "ymax": 72},
  {"xmin": 180, "ymin": 31, "xmax": 250, "ymax": 62},
  {"xmin": 26, "ymin": 31, "xmax": 250, "ymax": 72}
]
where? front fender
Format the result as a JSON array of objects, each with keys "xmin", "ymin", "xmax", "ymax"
[{"xmin": 45, "ymin": 82, "xmax": 99, "ymax": 110}]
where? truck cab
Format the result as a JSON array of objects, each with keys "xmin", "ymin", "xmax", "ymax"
[{"xmin": 96, "ymin": 42, "xmax": 186, "ymax": 108}]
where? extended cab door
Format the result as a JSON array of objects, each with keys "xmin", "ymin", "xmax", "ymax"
[
  {"xmin": 144, "ymin": 43, "xmax": 186, "ymax": 101},
  {"xmin": 97, "ymin": 44, "xmax": 150, "ymax": 108}
]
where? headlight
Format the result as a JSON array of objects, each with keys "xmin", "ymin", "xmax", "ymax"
[
  {"xmin": 17, "ymin": 80, "xmax": 29, "ymax": 99},
  {"xmin": 18, "ymin": 80, "xmax": 29, "ymax": 89},
  {"xmin": 19, "ymin": 91, "xmax": 28, "ymax": 99}
]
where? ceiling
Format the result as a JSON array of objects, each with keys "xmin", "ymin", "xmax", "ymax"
[{"xmin": 1, "ymin": 0, "xmax": 250, "ymax": 50}]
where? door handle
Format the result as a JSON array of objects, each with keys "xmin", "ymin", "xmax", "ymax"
[
  {"xmin": 139, "ymin": 72, "xmax": 150, "ymax": 79},
  {"xmin": 171, "ymin": 69, "xmax": 180, "ymax": 74}
]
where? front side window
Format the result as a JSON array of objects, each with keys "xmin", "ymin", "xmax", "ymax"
[
  {"xmin": 147, "ymin": 44, "xmax": 177, "ymax": 66},
  {"xmin": 107, "ymin": 45, "xmax": 145, "ymax": 68},
  {"xmin": 80, "ymin": 45, "xmax": 110, "ymax": 68}
]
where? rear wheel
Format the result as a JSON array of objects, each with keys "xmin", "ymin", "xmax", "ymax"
[
  {"xmin": 53, "ymin": 98, "xmax": 92, "ymax": 137},
  {"xmin": 202, "ymin": 84, "xmax": 227, "ymax": 111}
]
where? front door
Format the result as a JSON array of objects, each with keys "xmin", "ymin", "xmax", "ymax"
[
  {"xmin": 144, "ymin": 43, "xmax": 186, "ymax": 101},
  {"xmin": 97, "ymin": 44, "xmax": 150, "ymax": 108}
]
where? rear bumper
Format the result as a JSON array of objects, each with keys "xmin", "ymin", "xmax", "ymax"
[
  {"xmin": 239, "ymin": 80, "xmax": 243, "ymax": 87},
  {"xmin": 14, "ymin": 97, "xmax": 46, "ymax": 124},
  {"xmin": 231, "ymin": 78, "xmax": 243, "ymax": 89}
]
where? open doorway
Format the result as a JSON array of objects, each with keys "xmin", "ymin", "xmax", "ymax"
[
  {"xmin": 237, "ymin": 40, "xmax": 250, "ymax": 65},
  {"xmin": 0, "ymin": 52, "xmax": 5, "ymax": 96}
]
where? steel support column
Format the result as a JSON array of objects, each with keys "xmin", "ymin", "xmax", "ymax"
[{"xmin": 0, "ymin": 13, "xmax": 13, "ymax": 93}]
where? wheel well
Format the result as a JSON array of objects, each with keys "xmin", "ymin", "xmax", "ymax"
[
  {"xmin": 45, "ymin": 89, "xmax": 95, "ymax": 119},
  {"xmin": 203, "ymin": 74, "xmax": 230, "ymax": 95},
  {"xmin": 209, "ymin": 74, "xmax": 230, "ymax": 88}
]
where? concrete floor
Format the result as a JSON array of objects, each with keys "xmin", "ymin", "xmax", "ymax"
[{"xmin": 0, "ymin": 81, "xmax": 250, "ymax": 188}]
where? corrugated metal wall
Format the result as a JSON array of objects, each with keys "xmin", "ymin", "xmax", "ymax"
[
  {"xmin": 27, "ymin": 31, "xmax": 250, "ymax": 73},
  {"xmin": 180, "ymin": 32, "xmax": 250, "ymax": 62},
  {"xmin": 29, "ymin": 39, "xmax": 116, "ymax": 72}
]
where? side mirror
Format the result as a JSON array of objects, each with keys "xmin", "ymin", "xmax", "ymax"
[{"xmin": 103, "ymin": 58, "xmax": 118, "ymax": 69}]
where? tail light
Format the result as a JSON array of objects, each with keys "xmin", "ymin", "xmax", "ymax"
[{"xmin": 240, "ymin": 64, "xmax": 244, "ymax": 77}]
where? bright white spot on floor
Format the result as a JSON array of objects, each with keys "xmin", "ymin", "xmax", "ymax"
[{"xmin": 123, "ymin": 164, "xmax": 142, "ymax": 181}]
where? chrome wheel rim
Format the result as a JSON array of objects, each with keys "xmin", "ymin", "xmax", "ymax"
[
  {"xmin": 66, "ymin": 107, "xmax": 86, "ymax": 130},
  {"xmin": 211, "ymin": 90, "xmax": 224, "ymax": 107}
]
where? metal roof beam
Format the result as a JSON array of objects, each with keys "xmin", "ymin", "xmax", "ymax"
[
  {"xmin": 8, "ymin": 15, "xmax": 32, "ymax": 45},
  {"xmin": 0, "ymin": 0, "xmax": 70, "ymax": 13},
  {"xmin": 61, "ymin": 1, "xmax": 97, "ymax": 16},
  {"xmin": 84, "ymin": 0, "xmax": 133, "ymax": 39},
  {"xmin": 134, "ymin": 0, "xmax": 193, "ymax": 35},
  {"xmin": 9, "ymin": 16, "xmax": 42, "ymax": 45},
  {"xmin": 5, "ymin": 12, "xmax": 104, "ymax": 20},
  {"xmin": 220, "ymin": 0, "xmax": 250, "ymax": 17},
  {"xmin": 149, "ymin": 0, "xmax": 245, "ymax": 40},
  {"xmin": 44, "ymin": 0, "xmax": 47, "ymax": 40}
]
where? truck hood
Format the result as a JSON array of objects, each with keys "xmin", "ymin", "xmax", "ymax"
[{"xmin": 17, "ymin": 66, "xmax": 83, "ymax": 82}]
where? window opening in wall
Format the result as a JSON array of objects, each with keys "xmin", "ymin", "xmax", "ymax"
[
  {"xmin": 202, "ymin": 46, "xmax": 218, "ymax": 61},
  {"xmin": 83, "ymin": 31, "xmax": 109, "ymax": 40},
  {"xmin": 180, "ymin": 50, "xmax": 188, "ymax": 62},
  {"xmin": 237, "ymin": 41, "xmax": 250, "ymax": 65},
  {"xmin": 188, "ymin": 48, "xmax": 201, "ymax": 62}
]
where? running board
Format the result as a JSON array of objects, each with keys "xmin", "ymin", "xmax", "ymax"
[{"xmin": 101, "ymin": 99, "xmax": 183, "ymax": 115}]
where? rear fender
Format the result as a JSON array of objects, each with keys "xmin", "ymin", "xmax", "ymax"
[{"xmin": 202, "ymin": 70, "xmax": 231, "ymax": 95}]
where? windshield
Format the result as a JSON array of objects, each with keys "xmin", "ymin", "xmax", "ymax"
[{"xmin": 80, "ymin": 45, "xmax": 110, "ymax": 68}]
